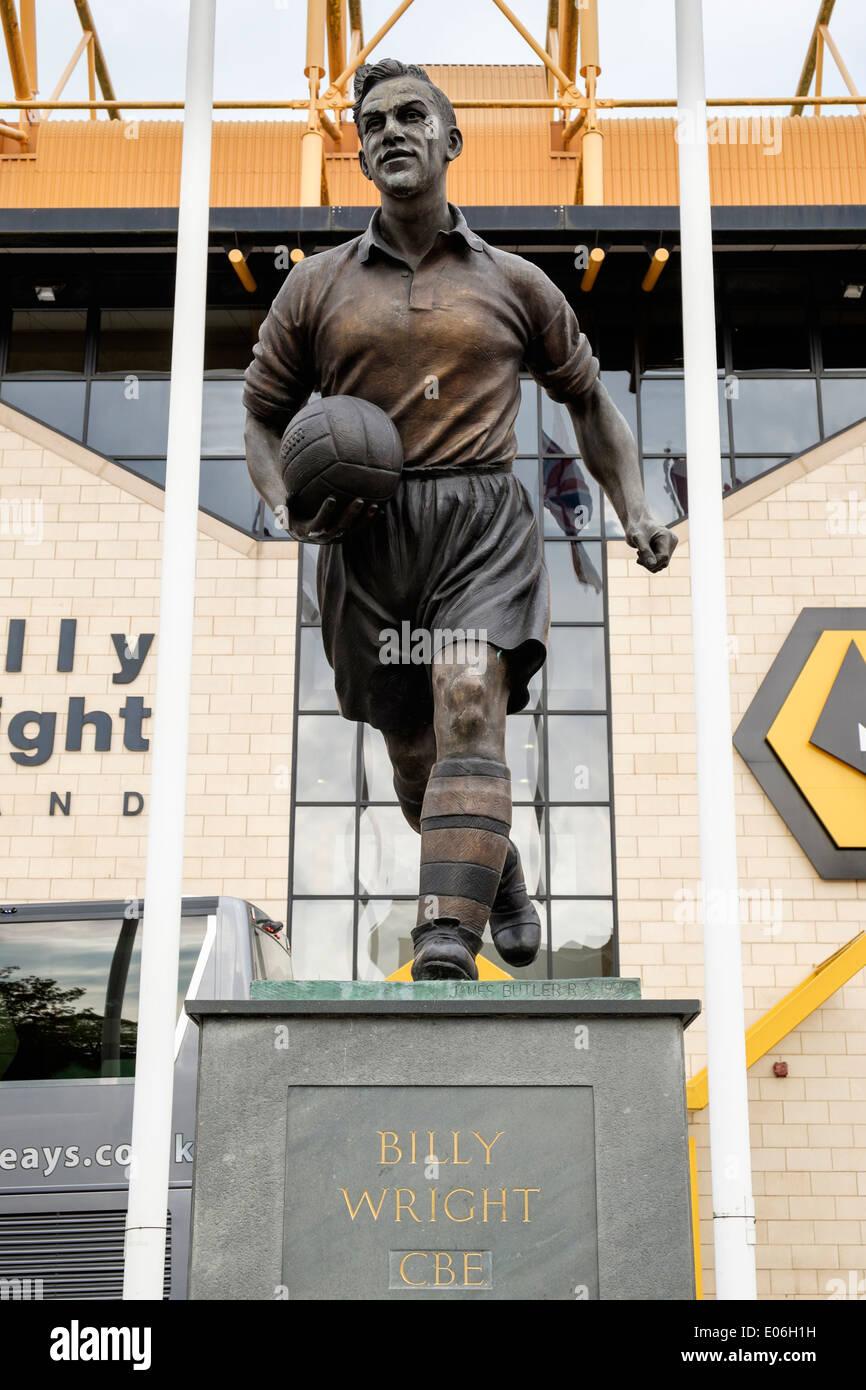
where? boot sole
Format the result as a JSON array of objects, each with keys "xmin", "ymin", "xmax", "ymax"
[{"xmin": 412, "ymin": 959, "xmax": 476, "ymax": 981}]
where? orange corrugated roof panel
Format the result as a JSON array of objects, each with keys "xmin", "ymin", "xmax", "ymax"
[
  {"xmin": 0, "ymin": 119, "xmax": 303, "ymax": 208},
  {"xmin": 423, "ymin": 63, "xmax": 549, "ymax": 101},
  {"xmin": 1, "ymin": 68, "xmax": 864, "ymax": 208}
]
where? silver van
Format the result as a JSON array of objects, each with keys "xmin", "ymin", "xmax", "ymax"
[{"xmin": 0, "ymin": 895, "xmax": 292, "ymax": 1299}]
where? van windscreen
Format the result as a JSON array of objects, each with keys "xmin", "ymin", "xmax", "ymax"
[{"xmin": 0, "ymin": 914, "xmax": 206, "ymax": 1082}]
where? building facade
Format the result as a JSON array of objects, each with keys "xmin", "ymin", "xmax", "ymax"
[{"xmin": 1, "ymin": 64, "xmax": 865, "ymax": 1298}]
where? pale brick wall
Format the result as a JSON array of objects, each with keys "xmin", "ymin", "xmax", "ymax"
[
  {"xmin": 608, "ymin": 421, "xmax": 866, "ymax": 1299},
  {"xmin": 0, "ymin": 404, "xmax": 297, "ymax": 924}
]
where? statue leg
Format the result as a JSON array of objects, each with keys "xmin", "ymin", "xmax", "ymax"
[
  {"xmin": 488, "ymin": 837, "xmax": 542, "ymax": 968},
  {"xmin": 383, "ymin": 714, "xmax": 541, "ymax": 971},
  {"xmin": 410, "ymin": 644, "xmax": 512, "ymax": 981},
  {"xmin": 382, "ymin": 724, "xmax": 437, "ymax": 834}
]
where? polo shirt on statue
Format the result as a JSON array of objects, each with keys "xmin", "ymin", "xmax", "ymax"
[{"xmin": 243, "ymin": 202, "xmax": 599, "ymax": 471}]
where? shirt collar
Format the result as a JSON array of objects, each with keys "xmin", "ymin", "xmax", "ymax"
[{"xmin": 358, "ymin": 202, "xmax": 484, "ymax": 264}]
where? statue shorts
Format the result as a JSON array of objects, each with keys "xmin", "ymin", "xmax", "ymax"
[{"xmin": 316, "ymin": 462, "xmax": 550, "ymax": 732}]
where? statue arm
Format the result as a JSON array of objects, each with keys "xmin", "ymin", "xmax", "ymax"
[
  {"xmin": 243, "ymin": 262, "xmax": 316, "ymax": 527},
  {"xmin": 245, "ymin": 412, "xmax": 287, "ymax": 516},
  {"xmin": 566, "ymin": 378, "xmax": 678, "ymax": 573},
  {"xmin": 243, "ymin": 268, "xmax": 348, "ymax": 539},
  {"xmin": 522, "ymin": 268, "xmax": 677, "ymax": 573}
]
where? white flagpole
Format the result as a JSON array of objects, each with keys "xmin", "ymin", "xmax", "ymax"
[
  {"xmin": 674, "ymin": 0, "xmax": 757, "ymax": 1299},
  {"xmin": 123, "ymin": 0, "xmax": 216, "ymax": 1299}
]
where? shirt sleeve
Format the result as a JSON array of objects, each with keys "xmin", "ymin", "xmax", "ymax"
[
  {"xmin": 522, "ymin": 271, "xmax": 600, "ymax": 403},
  {"xmin": 242, "ymin": 265, "xmax": 316, "ymax": 433}
]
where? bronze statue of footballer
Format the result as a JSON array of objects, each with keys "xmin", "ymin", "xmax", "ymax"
[{"xmin": 244, "ymin": 60, "xmax": 676, "ymax": 981}]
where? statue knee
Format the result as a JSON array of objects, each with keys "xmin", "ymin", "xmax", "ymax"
[
  {"xmin": 433, "ymin": 669, "xmax": 491, "ymax": 750},
  {"xmin": 384, "ymin": 731, "xmax": 435, "ymax": 810}
]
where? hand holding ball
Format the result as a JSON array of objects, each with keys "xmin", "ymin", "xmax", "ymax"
[{"xmin": 279, "ymin": 395, "xmax": 403, "ymax": 542}]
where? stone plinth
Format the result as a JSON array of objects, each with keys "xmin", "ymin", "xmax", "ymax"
[{"xmin": 187, "ymin": 983, "xmax": 699, "ymax": 1301}]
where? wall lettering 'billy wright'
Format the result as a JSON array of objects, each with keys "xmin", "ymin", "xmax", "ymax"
[{"xmin": 1, "ymin": 618, "xmax": 155, "ymax": 816}]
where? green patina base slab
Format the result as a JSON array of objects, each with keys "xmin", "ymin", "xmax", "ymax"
[{"xmin": 250, "ymin": 977, "xmax": 641, "ymax": 1002}]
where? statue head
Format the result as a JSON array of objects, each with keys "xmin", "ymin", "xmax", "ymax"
[{"xmin": 353, "ymin": 59, "xmax": 463, "ymax": 200}]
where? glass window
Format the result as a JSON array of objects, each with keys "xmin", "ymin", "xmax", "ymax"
[
  {"xmin": 0, "ymin": 380, "xmax": 86, "ymax": 440},
  {"xmin": 730, "ymin": 378, "xmax": 819, "ymax": 454},
  {"xmin": 548, "ymin": 714, "xmax": 609, "ymax": 802},
  {"xmin": 595, "ymin": 317, "xmax": 635, "ymax": 372},
  {"xmin": 641, "ymin": 378, "xmax": 729, "ymax": 454},
  {"xmin": 261, "ymin": 501, "xmax": 288, "ymax": 540},
  {"xmin": 0, "ymin": 914, "xmax": 205, "ymax": 1082},
  {"xmin": 358, "ymin": 806, "xmax": 421, "ymax": 895},
  {"xmin": 639, "ymin": 304, "xmax": 684, "ymax": 372},
  {"xmin": 601, "ymin": 369, "xmax": 638, "ymax": 435},
  {"xmin": 640, "ymin": 378, "xmax": 685, "ymax": 453},
  {"xmin": 7, "ymin": 309, "xmax": 87, "ymax": 374},
  {"xmin": 821, "ymin": 306, "xmax": 866, "ymax": 372},
  {"xmin": 295, "ymin": 715, "xmax": 356, "ymax": 801},
  {"xmin": 547, "ymin": 627, "xmax": 606, "ymax": 710},
  {"xmin": 87, "ymin": 379, "xmax": 170, "ymax": 455},
  {"xmin": 543, "ymin": 379, "xmax": 640, "ymax": 460},
  {"xmin": 732, "ymin": 457, "xmax": 785, "ymax": 486},
  {"xmin": 299, "ymin": 628, "xmax": 339, "ymax": 711},
  {"xmin": 513, "ymin": 378, "xmax": 538, "ymax": 454},
  {"xmin": 541, "ymin": 395, "xmax": 577, "ymax": 455},
  {"xmin": 642, "ymin": 457, "xmax": 687, "ymax": 525},
  {"xmin": 543, "ymin": 457, "xmax": 601, "ymax": 539},
  {"xmin": 97, "ymin": 309, "xmax": 173, "ymax": 373},
  {"xmin": 355, "ymin": 893, "xmax": 553, "ymax": 982},
  {"xmin": 642, "ymin": 455, "xmax": 732, "ymax": 522},
  {"xmin": 357, "ymin": 898, "xmax": 416, "ymax": 981},
  {"xmin": 201, "ymin": 380, "xmax": 245, "ymax": 455},
  {"xmin": 292, "ymin": 806, "xmax": 355, "ymax": 894},
  {"xmin": 290, "ymin": 900, "xmax": 353, "ymax": 980},
  {"xmin": 300, "ymin": 544, "xmax": 321, "ymax": 623},
  {"xmin": 510, "ymin": 806, "xmax": 546, "ymax": 898},
  {"xmin": 360, "ymin": 726, "xmax": 398, "ymax": 802},
  {"xmin": 716, "ymin": 380, "xmax": 731, "ymax": 450},
  {"xmin": 730, "ymin": 305, "xmax": 812, "ymax": 371},
  {"xmin": 198, "ymin": 458, "xmax": 258, "ymax": 531},
  {"xmin": 549, "ymin": 806, "xmax": 612, "ymax": 895},
  {"xmin": 550, "ymin": 899, "xmax": 614, "ymax": 978},
  {"xmin": 115, "ymin": 458, "xmax": 165, "ymax": 488},
  {"xmin": 638, "ymin": 310, "xmax": 722, "ymax": 375},
  {"xmin": 603, "ymin": 498, "xmax": 624, "ymax": 539},
  {"xmin": 525, "ymin": 660, "xmax": 543, "ymax": 711},
  {"xmin": 820, "ymin": 378, "xmax": 866, "ymax": 437},
  {"xmin": 546, "ymin": 540, "xmax": 604, "ymax": 621},
  {"xmin": 204, "ymin": 308, "xmax": 266, "ymax": 372},
  {"xmin": 574, "ymin": 302, "xmax": 596, "ymax": 352},
  {"xmin": 514, "ymin": 457, "xmax": 539, "ymax": 513},
  {"xmin": 505, "ymin": 712, "xmax": 545, "ymax": 803},
  {"xmin": 114, "ymin": 457, "xmax": 260, "ymax": 533}
]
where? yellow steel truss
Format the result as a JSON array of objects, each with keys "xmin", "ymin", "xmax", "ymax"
[{"xmin": 687, "ymin": 931, "xmax": 866, "ymax": 1111}]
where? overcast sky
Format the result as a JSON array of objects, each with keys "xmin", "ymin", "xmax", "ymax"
[{"xmin": 5, "ymin": 0, "xmax": 865, "ymax": 117}]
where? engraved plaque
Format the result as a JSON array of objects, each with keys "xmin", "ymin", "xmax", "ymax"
[{"xmin": 282, "ymin": 1085, "xmax": 598, "ymax": 1300}]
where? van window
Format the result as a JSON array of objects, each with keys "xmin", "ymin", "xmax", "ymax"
[{"xmin": 0, "ymin": 915, "xmax": 206, "ymax": 1083}]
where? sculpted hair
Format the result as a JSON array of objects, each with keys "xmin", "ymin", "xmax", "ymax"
[{"xmin": 352, "ymin": 58, "xmax": 456, "ymax": 130}]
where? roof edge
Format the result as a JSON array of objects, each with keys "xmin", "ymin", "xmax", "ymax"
[{"xmin": 1, "ymin": 205, "xmax": 866, "ymax": 239}]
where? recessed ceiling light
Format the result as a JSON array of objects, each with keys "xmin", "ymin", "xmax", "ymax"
[
  {"xmin": 34, "ymin": 285, "xmax": 56, "ymax": 302},
  {"xmin": 843, "ymin": 283, "xmax": 864, "ymax": 299}
]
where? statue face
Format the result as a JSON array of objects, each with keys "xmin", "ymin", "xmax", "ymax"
[{"xmin": 357, "ymin": 77, "xmax": 461, "ymax": 198}]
